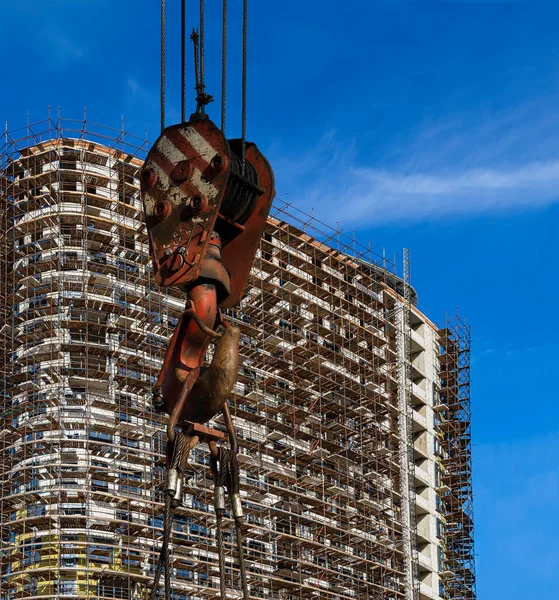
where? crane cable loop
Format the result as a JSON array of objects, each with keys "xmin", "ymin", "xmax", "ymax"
[
  {"xmin": 210, "ymin": 448, "xmax": 249, "ymax": 600},
  {"xmin": 150, "ymin": 433, "xmax": 191, "ymax": 599}
]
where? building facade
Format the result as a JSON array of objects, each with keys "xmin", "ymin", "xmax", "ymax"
[{"xmin": 0, "ymin": 120, "xmax": 475, "ymax": 600}]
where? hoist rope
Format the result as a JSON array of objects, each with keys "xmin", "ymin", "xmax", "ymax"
[
  {"xmin": 221, "ymin": 0, "xmax": 228, "ymax": 133},
  {"xmin": 216, "ymin": 512, "xmax": 227, "ymax": 598},
  {"xmin": 230, "ymin": 454, "xmax": 249, "ymax": 600},
  {"xmin": 213, "ymin": 448, "xmax": 229, "ymax": 599},
  {"xmin": 149, "ymin": 494, "xmax": 174, "ymax": 600},
  {"xmin": 200, "ymin": 0, "xmax": 205, "ymax": 113},
  {"xmin": 163, "ymin": 496, "xmax": 173, "ymax": 600},
  {"xmin": 210, "ymin": 448, "xmax": 250, "ymax": 600},
  {"xmin": 234, "ymin": 518, "xmax": 250, "ymax": 600},
  {"xmin": 161, "ymin": 0, "xmax": 166, "ymax": 132},
  {"xmin": 150, "ymin": 434, "xmax": 192, "ymax": 599},
  {"xmin": 192, "ymin": 30, "xmax": 200, "ymax": 97},
  {"xmin": 241, "ymin": 0, "xmax": 248, "ymax": 174},
  {"xmin": 181, "ymin": 0, "xmax": 186, "ymax": 122}
]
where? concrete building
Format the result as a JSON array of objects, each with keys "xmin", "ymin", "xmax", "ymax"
[{"xmin": 0, "ymin": 119, "xmax": 475, "ymax": 600}]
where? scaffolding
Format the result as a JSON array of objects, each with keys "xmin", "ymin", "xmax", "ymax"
[
  {"xmin": 437, "ymin": 317, "xmax": 476, "ymax": 600},
  {"xmin": 396, "ymin": 249, "xmax": 420, "ymax": 600},
  {"xmin": 0, "ymin": 116, "xmax": 473, "ymax": 600},
  {"xmin": 0, "ymin": 116, "xmax": 177, "ymax": 599}
]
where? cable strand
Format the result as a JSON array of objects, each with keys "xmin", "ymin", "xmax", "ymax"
[
  {"xmin": 234, "ymin": 518, "xmax": 250, "ymax": 600},
  {"xmin": 216, "ymin": 513, "xmax": 227, "ymax": 599},
  {"xmin": 200, "ymin": 0, "xmax": 205, "ymax": 113},
  {"xmin": 241, "ymin": 0, "xmax": 248, "ymax": 174},
  {"xmin": 161, "ymin": 0, "xmax": 166, "ymax": 132},
  {"xmin": 150, "ymin": 494, "xmax": 174, "ymax": 600},
  {"xmin": 164, "ymin": 496, "xmax": 173, "ymax": 600},
  {"xmin": 221, "ymin": 0, "xmax": 228, "ymax": 132},
  {"xmin": 181, "ymin": 0, "xmax": 186, "ymax": 122},
  {"xmin": 211, "ymin": 450, "xmax": 229, "ymax": 600}
]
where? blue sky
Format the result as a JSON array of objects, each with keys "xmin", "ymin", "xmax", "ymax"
[{"xmin": 2, "ymin": 1, "xmax": 558, "ymax": 597}]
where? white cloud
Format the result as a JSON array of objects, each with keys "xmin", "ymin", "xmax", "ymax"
[
  {"xmin": 342, "ymin": 160, "xmax": 559, "ymax": 221},
  {"xmin": 270, "ymin": 102, "xmax": 559, "ymax": 226},
  {"xmin": 273, "ymin": 138, "xmax": 559, "ymax": 225}
]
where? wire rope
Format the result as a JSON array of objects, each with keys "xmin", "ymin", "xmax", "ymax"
[
  {"xmin": 181, "ymin": 0, "xmax": 186, "ymax": 122},
  {"xmin": 161, "ymin": 0, "xmax": 166, "ymax": 131},
  {"xmin": 221, "ymin": 0, "xmax": 228, "ymax": 132}
]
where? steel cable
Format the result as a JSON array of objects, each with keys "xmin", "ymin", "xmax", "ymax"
[
  {"xmin": 241, "ymin": 0, "xmax": 248, "ymax": 174},
  {"xmin": 181, "ymin": 0, "xmax": 186, "ymax": 122},
  {"xmin": 150, "ymin": 555, "xmax": 164, "ymax": 599},
  {"xmin": 164, "ymin": 495, "xmax": 174, "ymax": 600},
  {"xmin": 217, "ymin": 449, "xmax": 230, "ymax": 599},
  {"xmin": 221, "ymin": 0, "xmax": 228, "ymax": 133},
  {"xmin": 216, "ymin": 511, "xmax": 227, "ymax": 599},
  {"xmin": 150, "ymin": 494, "xmax": 174, "ymax": 600},
  {"xmin": 192, "ymin": 30, "xmax": 200, "ymax": 93},
  {"xmin": 234, "ymin": 518, "xmax": 250, "ymax": 600},
  {"xmin": 161, "ymin": 0, "xmax": 166, "ymax": 132},
  {"xmin": 200, "ymin": 0, "xmax": 205, "ymax": 113},
  {"xmin": 150, "ymin": 434, "xmax": 192, "ymax": 599},
  {"xmin": 229, "ymin": 453, "xmax": 249, "ymax": 600}
]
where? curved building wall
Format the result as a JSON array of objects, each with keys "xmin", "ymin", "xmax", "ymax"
[
  {"xmin": 1, "ymin": 121, "xmax": 473, "ymax": 600},
  {"xmin": 0, "ymin": 130, "xmax": 182, "ymax": 599}
]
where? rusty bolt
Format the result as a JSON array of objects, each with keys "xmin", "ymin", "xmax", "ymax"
[
  {"xmin": 189, "ymin": 194, "xmax": 207, "ymax": 214},
  {"xmin": 177, "ymin": 246, "xmax": 186, "ymax": 255},
  {"xmin": 164, "ymin": 248, "xmax": 172, "ymax": 257},
  {"xmin": 171, "ymin": 160, "xmax": 192, "ymax": 183},
  {"xmin": 211, "ymin": 154, "xmax": 224, "ymax": 170},
  {"xmin": 141, "ymin": 168, "xmax": 156, "ymax": 189},
  {"xmin": 154, "ymin": 200, "xmax": 172, "ymax": 220},
  {"xmin": 209, "ymin": 153, "xmax": 228, "ymax": 179}
]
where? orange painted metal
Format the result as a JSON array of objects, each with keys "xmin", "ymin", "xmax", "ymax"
[
  {"xmin": 141, "ymin": 115, "xmax": 274, "ymax": 435},
  {"xmin": 141, "ymin": 118, "xmax": 230, "ymax": 288},
  {"xmin": 140, "ymin": 117, "xmax": 275, "ymax": 309},
  {"xmin": 220, "ymin": 140, "xmax": 274, "ymax": 309}
]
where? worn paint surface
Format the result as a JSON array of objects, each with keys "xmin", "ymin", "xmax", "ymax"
[{"xmin": 141, "ymin": 119, "xmax": 230, "ymax": 288}]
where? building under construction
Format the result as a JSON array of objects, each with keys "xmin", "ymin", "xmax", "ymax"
[{"xmin": 0, "ymin": 118, "xmax": 475, "ymax": 600}]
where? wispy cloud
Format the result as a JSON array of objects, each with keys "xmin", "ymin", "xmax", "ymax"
[{"xmin": 270, "ymin": 100, "xmax": 559, "ymax": 226}]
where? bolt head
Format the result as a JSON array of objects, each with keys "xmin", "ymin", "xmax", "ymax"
[
  {"xmin": 210, "ymin": 153, "xmax": 228, "ymax": 177},
  {"xmin": 153, "ymin": 200, "xmax": 172, "ymax": 220},
  {"xmin": 171, "ymin": 160, "xmax": 192, "ymax": 183},
  {"xmin": 189, "ymin": 194, "xmax": 207, "ymax": 214},
  {"xmin": 141, "ymin": 168, "xmax": 156, "ymax": 189}
]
